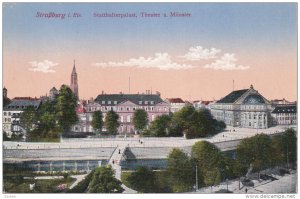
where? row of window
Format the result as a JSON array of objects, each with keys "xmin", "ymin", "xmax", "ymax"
[
  {"xmin": 87, "ymin": 106, "xmax": 168, "ymax": 112},
  {"xmin": 274, "ymin": 113, "xmax": 297, "ymax": 116}
]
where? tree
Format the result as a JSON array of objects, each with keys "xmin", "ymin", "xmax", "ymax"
[
  {"xmin": 55, "ymin": 85, "xmax": 78, "ymax": 133},
  {"xmin": 204, "ymin": 167, "xmax": 221, "ymax": 192},
  {"xmin": 104, "ymin": 110, "xmax": 120, "ymax": 134},
  {"xmin": 172, "ymin": 106, "xmax": 225, "ymax": 139},
  {"xmin": 236, "ymin": 134, "xmax": 273, "ymax": 175},
  {"xmin": 20, "ymin": 106, "xmax": 38, "ymax": 132},
  {"xmin": 126, "ymin": 166, "xmax": 157, "ymax": 193},
  {"xmin": 88, "ymin": 166, "xmax": 123, "ymax": 193},
  {"xmin": 91, "ymin": 111, "xmax": 103, "ymax": 133},
  {"xmin": 146, "ymin": 115, "xmax": 172, "ymax": 137},
  {"xmin": 133, "ymin": 109, "xmax": 148, "ymax": 133},
  {"xmin": 167, "ymin": 148, "xmax": 194, "ymax": 192},
  {"xmin": 271, "ymin": 128, "xmax": 297, "ymax": 168},
  {"xmin": 192, "ymin": 141, "xmax": 224, "ymax": 187}
]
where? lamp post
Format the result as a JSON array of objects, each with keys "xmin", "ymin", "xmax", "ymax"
[{"xmin": 195, "ymin": 164, "xmax": 198, "ymax": 192}]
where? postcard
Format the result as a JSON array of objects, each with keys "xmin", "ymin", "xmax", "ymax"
[{"xmin": 2, "ymin": 2, "xmax": 297, "ymax": 198}]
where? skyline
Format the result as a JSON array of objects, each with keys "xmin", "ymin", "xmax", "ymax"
[{"xmin": 3, "ymin": 3, "xmax": 297, "ymax": 101}]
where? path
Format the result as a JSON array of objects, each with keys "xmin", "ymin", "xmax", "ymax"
[
  {"xmin": 69, "ymin": 174, "xmax": 88, "ymax": 189},
  {"xmin": 108, "ymin": 144, "xmax": 137, "ymax": 193}
]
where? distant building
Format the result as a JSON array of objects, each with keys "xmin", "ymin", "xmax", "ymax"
[
  {"xmin": 271, "ymin": 104, "xmax": 297, "ymax": 125},
  {"xmin": 72, "ymin": 93, "xmax": 170, "ymax": 134},
  {"xmin": 3, "ymin": 87, "xmax": 7, "ymax": 98},
  {"xmin": 271, "ymin": 98, "xmax": 296, "ymax": 105},
  {"xmin": 193, "ymin": 100, "xmax": 213, "ymax": 110},
  {"xmin": 3, "ymin": 98, "xmax": 41, "ymax": 137},
  {"xmin": 210, "ymin": 85, "xmax": 273, "ymax": 129},
  {"xmin": 49, "ymin": 87, "xmax": 58, "ymax": 100},
  {"xmin": 70, "ymin": 60, "xmax": 79, "ymax": 99},
  {"xmin": 165, "ymin": 98, "xmax": 186, "ymax": 113}
]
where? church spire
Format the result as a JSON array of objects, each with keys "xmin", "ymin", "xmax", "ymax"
[{"xmin": 70, "ymin": 60, "xmax": 79, "ymax": 100}]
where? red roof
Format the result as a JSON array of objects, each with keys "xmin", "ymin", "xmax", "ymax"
[
  {"xmin": 201, "ymin": 101, "xmax": 212, "ymax": 105},
  {"xmin": 76, "ymin": 107, "xmax": 86, "ymax": 113},
  {"xmin": 166, "ymin": 98, "xmax": 185, "ymax": 103}
]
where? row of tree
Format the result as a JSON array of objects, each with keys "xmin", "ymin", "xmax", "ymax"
[
  {"xmin": 91, "ymin": 105, "xmax": 226, "ymax": 138},
  {"xmin": 124, "ymin": 128, "xmax": 297, "ymax": 193}
]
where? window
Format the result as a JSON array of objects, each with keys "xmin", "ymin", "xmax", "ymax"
[
  {"xmin": 145, "ymin": 101, "xmax": 148, "ymax": 105},
  {"xmin": 121, "ymin": 116, "xmax": 124, "ymax": 123},
  {"xmin": 139, "ymin": 101, "xmax": 142, "ymax": 105},
  {"xmin": 150, "ymin": 101, "xmax": 154, "ymax": 105},
  {"xmin": 152, "ymin": 115, "xmax": 155, "ymax": 121},
  {"xmin": 114, "ymin": 101, "xmax": 117, "ymax": 105},
  {"xmin": 127, "ymin": 107, "xmax": 130, "ymax": 111},
  {"xmin": 8, "ymin": 118, "xmax": 11, "ymax": 122},
  {"xmin": 120, "ymin": 107, "xmax": 123, "ymax": 111},
  {"xmin": 4, "ymin": 112, "xmax": 6, "ymax": 116},
  {"xmin": 108, "ymin": 101, "xmax": 111, "ymax": 104},
  {"xmin": 8, "ymin": 112, "xmax": 11, "ymax": 116},
  {"xmin": 127, "ymin": 115, "xmax": 131, "ymax": 123},
  {"xmin": 102, "ymin": 101, "xmax": 105, "ymax": 104}
]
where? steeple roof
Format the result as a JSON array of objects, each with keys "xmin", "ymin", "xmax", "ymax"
[{"xmin": 72, "ymin": 60, "xmax": 76, "ymax": 74}]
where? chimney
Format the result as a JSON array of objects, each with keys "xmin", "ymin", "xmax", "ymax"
[
  {"xmin": 156, "ymin": 91, "xmax": 161, "ymax": 97},
  {"xmin": 102, "ymin": 90, "xmax": 104, "ymax": 95}
]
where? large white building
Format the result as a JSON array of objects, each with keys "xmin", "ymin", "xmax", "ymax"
[
  {"xmin": 210, "ymin": 85, "xmax": 273, "ymax": 129},
  {"xmin": 3, "ymin": 98, "xmax": 41, "ymax": 137}
]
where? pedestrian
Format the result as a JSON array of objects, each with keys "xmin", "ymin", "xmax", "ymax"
[
  {"xmin": 245, "ymin": 188, "xmax": 248, "ymax": 193},
  {"xmin": 118, "ymin": 149, "xmax": 121, "ymax": 154},
  {"xmin": 223, "ymin": 134, "xmax": 224, "ymax": 137},
  {"xmin": 141, "ymin": 141, "xmax": 143, "ymax": 144},
  {"xmin": 112, "ymin": 160, "xmax": 115, "ymax": 164}
]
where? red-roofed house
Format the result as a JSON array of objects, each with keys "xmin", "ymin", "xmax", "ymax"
[{"xmin": 165, "ymin": 98, "xmax": 187, "ymax": 113}]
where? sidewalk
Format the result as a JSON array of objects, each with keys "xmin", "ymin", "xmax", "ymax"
[{"xmin": 195, "ymin": 171, "xmax": 297, "ymax": 194}]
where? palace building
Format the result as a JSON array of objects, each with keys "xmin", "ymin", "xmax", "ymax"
[
  {"xmin": 72, "ymin": 92, "xmax": 170, "ymax": 134},
  {"xmin": 210, "ymin": 85, "xmax": 273, "ymax": 129}
]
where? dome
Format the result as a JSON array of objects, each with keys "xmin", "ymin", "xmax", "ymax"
[{"xmin": 243, "ymin": 94, "xmax": 265, "ymax": 104}]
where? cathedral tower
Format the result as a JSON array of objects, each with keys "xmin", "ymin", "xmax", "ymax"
[{"xmin": 70, "ymin": 60, "xmax": 79, "ymax": 99}]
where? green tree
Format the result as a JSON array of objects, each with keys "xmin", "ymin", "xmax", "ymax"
[
  {"xmin": 236, "ymin": 134, "xmax": 273, "ymax": 175},
  {"xmin": 104, "ymin": 110, "xmax": 120, "ymax": 134},
  {"xmin": 271, "ymin": 128, "xmax": 297, "ymax": 168},
  {"xmin": 147, "ymin": 115, "xmax": 172, "ymax": 137},
  {"xmin": 172, "ymin": 106, "xmax": 225, "ymax": 139},
  {"xmin": 126, "ymin": 166, "xmax": 157, "ymax": 193},
  {"xmin": 133, "ymin": 109, "xmax": 148, "ymax": 133},
  {"xmin": 192, "ymin": 141, "xmax": 224, "ymax": 187},
  {"xmin": 204, "ymin": 168, "xmax": 221, "ymax": 192},
  {"xmin": 88, "ymin": 166, "xmax": 123, "ymax": 193},
  {"xmin": 91, "ymin": 111, "xmax": 103, "ymax": 133},
  {"xmin": 20, "ymin": 106, "xmax": 38, "ymax": 132},
  {"xmin": 167, "ymin": 148, "xmax": 194, "ymax": 192},
  {"xmin": 55, "ymin": 85, "xmax": 78, "ymax": 133}
]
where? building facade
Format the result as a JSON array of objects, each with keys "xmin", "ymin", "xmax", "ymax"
[
  {"xmin": 210, "ymin": 85, "xmax": 273, "ymax": 129},
  {"xmin": 165, "ymin": 98, "xmax": 186, "ymax": 113},
  {"xmin": 3, "ymin": 98, "xmax": 41, "ymax": 137},
  {"xmin": 72, "ymin": 93, "xmax": 170, "ymax": 134},
  {"xmin": 271, "ymin": 104, "xmax": 297, "ymax": 125}
]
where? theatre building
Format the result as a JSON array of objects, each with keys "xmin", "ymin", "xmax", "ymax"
[{"xmin": 210, "ymin": 85, "xmax": 273, "ymax": 129}]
